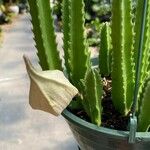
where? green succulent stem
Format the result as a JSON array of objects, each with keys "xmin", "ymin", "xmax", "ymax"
[
  {"xmin": 81, "ymin": 69, "xmax": 103, "ymax": 126},
  {"xmin": 28, "ymin": 0, "xmax": 62, "ymax": 70},
  {"xmin": 70, "ymin": 0, "xmax": 91, "ymax": 89},
  {"xmin": 134, "ymin": 0, "xmax": 150, "ymax": 83},
  {"xmin": 138, "ymin": 77, "xmax": 150, "ymax": 131},
  {"xmin": 99, "ymin": 22, "xmax": 111, "ymax": 76},
  {"xmin": 62, "ymin": 0, "xmax": 71, "ymax": 78},
  {"xmin": 111, "ymin": 0, "xmax": 134, "ymax": 115}
]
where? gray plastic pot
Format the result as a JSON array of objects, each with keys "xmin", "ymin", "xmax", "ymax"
[{"xmin": 62, "ymin": 109, "xmax": 150, "ymax": 150}]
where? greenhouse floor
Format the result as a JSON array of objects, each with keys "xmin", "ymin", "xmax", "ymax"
[{"xmin": 0, "ymin": 14, "xmax": 78, "ymax": 150}]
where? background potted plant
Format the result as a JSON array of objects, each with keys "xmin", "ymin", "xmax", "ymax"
[
  {"xmin": 25, "ymin": 0, "xmax": 150, "ymax": 149},
  {"xmin": 0, "ymin": 0, "xmax": 12, "ymax": 24},
  {"xmin": 4, "ymin": 0, "xmax": 19, "ymax": 14}
]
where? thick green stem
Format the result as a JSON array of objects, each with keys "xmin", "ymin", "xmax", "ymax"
[
  {"xmin": 138, "ymin": 77, "xmax": 150, "ymax": 131},
  {"xmin": 62, "ymin": 0, "xmax": 71, "ymax": 78},
  {"xmin": 81, "ymin": 69, "xmax": 103, "ymax": 126},
  {"xmin": 111, "ymin": 0, "xmax": 134, "ymax": 115},
  {"xmin": 70, "ymin": 0, "xmax": 91, "ymax": 89},
  {"xmin": 28, "ymin": 0, "xmax": 62, "ymax": 70},
  {"xmin": 99, "ymin": 23, "xmax": 111, "ymax": 76}
]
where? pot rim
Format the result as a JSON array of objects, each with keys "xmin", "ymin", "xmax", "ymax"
[{"xmin": 62, "ymin": 109, "xmax": 150, "ymax": 141}]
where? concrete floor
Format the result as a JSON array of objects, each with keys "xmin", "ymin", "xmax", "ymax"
[{"xmin": 0, "ymin": 14, "xmax": 78, "ymax": 150}]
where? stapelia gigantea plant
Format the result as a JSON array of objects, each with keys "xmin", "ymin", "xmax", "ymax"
[{"xmin": 28, "ymin": 0, "xmax": 150, "ymax": 132}]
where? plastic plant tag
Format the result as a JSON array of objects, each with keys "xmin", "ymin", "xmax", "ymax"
[{"xmin": 23, "ymin": 55, "xmax": 78, "ymax": 116}]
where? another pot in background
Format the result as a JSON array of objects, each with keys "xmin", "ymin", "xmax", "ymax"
[{"xmin": 8, "ymin": 5, "xmax": 19, "ymax": 14}]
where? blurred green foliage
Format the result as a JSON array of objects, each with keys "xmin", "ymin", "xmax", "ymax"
[
  {"xmin": 52, "ymin": 0, "xmax": 111, "ymax": 47},
  {"xmin": 53, "ymin": 0, "xmax": 111, "ymax": 23},
  {"xmin": 84, "ymin": 0, "xmax": 111, "ymax": 22}
]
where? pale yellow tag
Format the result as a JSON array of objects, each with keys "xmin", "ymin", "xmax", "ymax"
[{"xmin": 23, "ymin": 55, "xmax": 78, "ymax": 116}]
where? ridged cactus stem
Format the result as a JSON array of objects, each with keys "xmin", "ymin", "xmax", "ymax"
[
  {"xmin": 28, "ymin": 0, "xmax": 48, "ymax": 70},
  {"xmin": 111, "ymin": 0, "xmax": 134, "ymax": 115},
  {"xmin": 138, "ymin": 78, "xmax": 150, "ymax": 131},
  {"xmin": 134, "ymin": 0, "xmax": 150, "ymax": 87},
  {"xmin": 81, "ymin": 69, "xmax": 103, "ymax": 126},
  {"xmin": 62, "ymin": 0, "xmax": 71, "ymax": 78},
  {"xmin": 99, "ymin": 23, "xmax": 111, "ymax": 76},
  {"xmin": 70, "ymin": 0, "xmax": 91, "ymax": 89},
  {"xmin": 28, "ymin": 0, "xmax": 62, "ymax": 70},
  {"xmin": 140, "ymin": 1, "xmax": 150, "ymax": 85}
]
